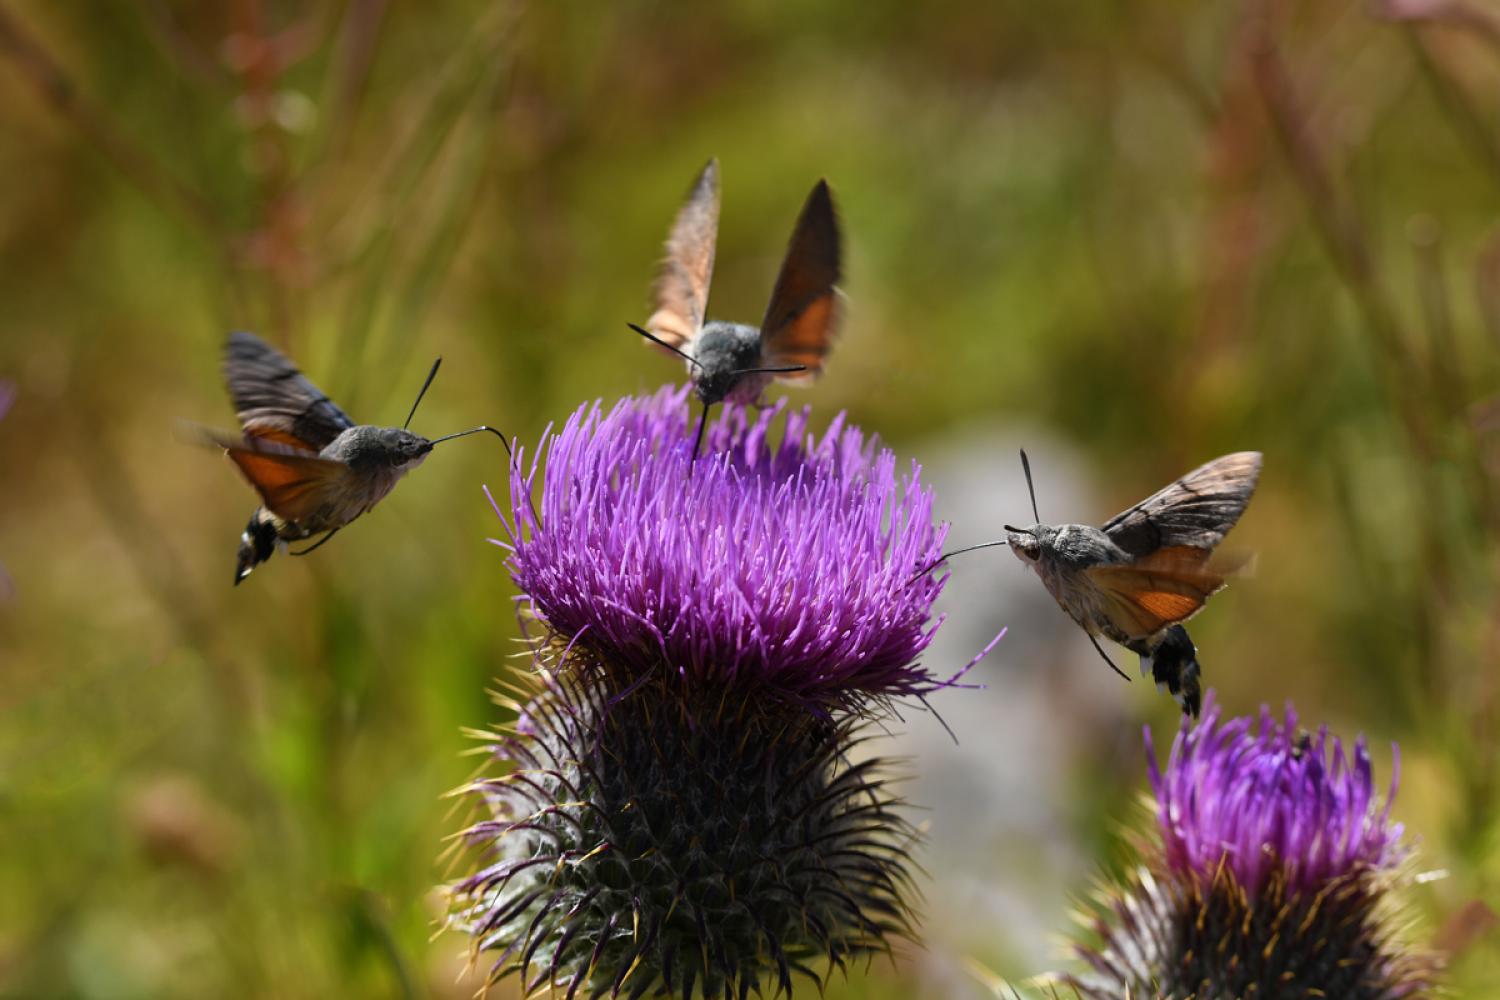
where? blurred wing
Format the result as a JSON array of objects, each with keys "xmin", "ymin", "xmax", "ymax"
[
  {"xmin": 1086, "ymin": 549, "xmax": 1227, "ymax": 638},
  {"xmin": 198, "ymin": 427, "xmax": 353, "ymax": 523},
  {"xmin": 760, "ymin": 179, "xmax": 842, "ymax": 382},
  {"xmin": 1102, "ymin": 451, "xmax": 1262, "ymax": 558},
  {"xmin": 645, "ymin": 159, "xmax": 720, "ymax": 351},
  {"xmin": 223, "ymin": 331, "xmax": 353, "ymax": 450}
]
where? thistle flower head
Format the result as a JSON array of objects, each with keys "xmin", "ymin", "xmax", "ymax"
[
  {"xmin": 451, "ymin": 387, "xmax": 984, "ymax": 998},
  {"xmin": 501, "ymin": 384, "xmax": 955, "ymax": 706},
  {"xmin": 1148, "ymin": 697, "xmax": 1407, "ymax": 894},
  {"xmin": 1065, "ymin": 693, "xmax": 1438, "ymax": 999}
]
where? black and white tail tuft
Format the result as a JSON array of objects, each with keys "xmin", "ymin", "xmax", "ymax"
[
  {"xmin": 1150, "ymin": 625, "xmax": 1203, "ymax": 718},
  {"xmin": 235, "ymin": 508, "xmax": 280, "ymax": 585}
]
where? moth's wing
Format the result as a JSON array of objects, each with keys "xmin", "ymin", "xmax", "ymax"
[
  {"xmin": 223, "ymin": 331, "xmax": 354, "ymax": 451},
  {"xmin": 1101, "ymin": 451, "xmax": 1262, "ymax": 559},
  {"xmin": 759, "ymin": 179, "xmax": 842, "ymax": 382},
  {"xmin": 645, "ymin": 159, "xmax": 720, "ymax": 352},
  {"xmin": 1085, "ymin": 548, "xmax": 1227, "ymax": 639},
  {"xmin": 226, "ymin": 448, "xmax": 354, "ymax": 524},
  {"xmin": 198, "ymin": 427, "xmax": 354, "ymax": 524},
  {"xmin": 242, "ymin": 424, "xmax": 316, "ymax": 451}
]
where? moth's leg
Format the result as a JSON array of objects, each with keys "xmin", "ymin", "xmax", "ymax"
[
  {"xmin": 290, "ymin": 529, "xmax": 341, "ymax": 556},
  {"xmin": 690, "ymin": 400, "xmax": 711, "ymax": 463},
  {"xmin": 1086, "ymin": 633, "xmax": 1130, "ymax": 681}
]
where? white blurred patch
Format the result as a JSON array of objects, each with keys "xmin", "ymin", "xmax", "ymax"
[{"xmin": 863, "ymin": 421, "xmax": 1134, "ymax": 995}]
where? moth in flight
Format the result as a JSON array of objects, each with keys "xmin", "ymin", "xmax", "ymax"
[
  {"xmin": 630, "ymin": 158, "xmax": 843, "ymax": 459},
  {"xmin": 200, "ymin": 331, "xmax": 506, "ymax": 584},
  {"xmin": 932, "ymin": 451, "xmax": 1261, "ymax": 716}
]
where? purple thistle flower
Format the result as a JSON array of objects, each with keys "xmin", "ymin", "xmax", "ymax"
[
  {"xmin": 1064, "ymin": 693, "xmax": 1438, "ymax": 999},
  {"xmin": 498, "ymin": 384, "xmax": 963, "ymax": 706},
  {"xmin": 1148, "ymin": 698, "xmax": 1406, "ymax": 896},
  {"xmin": 450, "ymin": 386, "xmax": 992, "ymax": 999}
]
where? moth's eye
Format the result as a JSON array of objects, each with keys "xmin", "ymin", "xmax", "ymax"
[{"xmin": 1010, "ymin": 535, "xmax": 1039, "ymax": 560}]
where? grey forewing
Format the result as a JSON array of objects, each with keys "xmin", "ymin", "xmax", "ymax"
[
  {"xmin": 1101, "ymin": 451, "xmax": 1262, "ymax": 557},
  {"xmin": 649, "ymin": 159, "xmax": 720, "ymax": 349},
  {"xmin": 224, "ymin": 331, "xmax": 354, "ymax": 449}
]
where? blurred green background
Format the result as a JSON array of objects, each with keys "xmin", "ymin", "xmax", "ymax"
[{"xmin": 2, "ymin": 1, "xmax": 1498, "ymax": 996}]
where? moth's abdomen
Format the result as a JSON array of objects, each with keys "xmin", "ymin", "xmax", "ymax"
[
  {"xmin": 1148, "ymin": 624, "xmax": 1203, "ymax": 717},
  {"xmin": 235, "ymin": 507, "xmax": 325, "ymax": 584},
  {"xmin": 235, "ymin": 507, "xmax": 281, "ymax": 585}
]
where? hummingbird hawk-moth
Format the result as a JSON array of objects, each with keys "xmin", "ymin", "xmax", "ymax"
[
  {"xmin": 931, "ymin": 451, "xmax": 1262, "ymax": 716},
  {"xmin": 629, "ymin": 158, "xmax": 844, "ymax": 459},
  {"xmin": 200, "ymin": 331, "xmax": 507, "ymax": 584}
]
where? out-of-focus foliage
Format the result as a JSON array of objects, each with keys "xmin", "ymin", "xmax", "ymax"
[{"xmin": 0, "ymin": 0, "xmax": 1496, "ymax": 996}]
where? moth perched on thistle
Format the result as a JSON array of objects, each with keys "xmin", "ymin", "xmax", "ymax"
[
  {"xmin": 198, "ymin": 331, "xmax": 507, "ymax": 584},
  {"xmin": 931, "ymin": 451, "xmax": 1261, "ymax": 715},
  {"xmin": 629, "ymin": 158, "xmax": 844, "ymax": 459}
]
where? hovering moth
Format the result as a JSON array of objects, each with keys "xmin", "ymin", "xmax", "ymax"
[
  {"xmin": 629, "ymin": 158, "xmax": 843, "ymax": 458},
  {"xmin": 200, "ymin": 331, "xmax": 506, "ymax": 584},
  {"xmin": 928, "ymin": 451, "xmax": 1262, "ymax": 716}
]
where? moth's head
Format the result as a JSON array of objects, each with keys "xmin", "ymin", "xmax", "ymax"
[
  {"xmin": 384, "ymin": 428, "xmax": 434, "ymax": 469},
  {"xmin": 1003, "ymin": 524, "xmax": 1049, "ymax": 563},
  {"xmin": 345, "ymin": 427, "xmax": 432, "ymax": 471},
  {"xmin": 692, "ymin": 322, "xmax": 763, "ymax": 404}
]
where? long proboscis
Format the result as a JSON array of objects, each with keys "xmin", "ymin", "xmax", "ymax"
[
  {"xmin": 908, "ymin": 539, "xmax": 1009, "ymax": 580},
  {"xmin": 430, "ymin": 425, "xmax": 513, "ymax": 459},
  {"xmin": 907, "ymin": 449, "xmax": 1044, "ymax": 581},
  {"xmin": 691, "ymin": 399, "xmax": 709, "ymax": 464}
]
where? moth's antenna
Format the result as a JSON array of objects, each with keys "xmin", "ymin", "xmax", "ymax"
[
  {"xmin": 690, "ymin": 400, "xmax": 710, "ymax": 463},
  {"xmin": 1086, "ymin": 634, "xmax": 1130, "ymax": 682},
  {"xmin": 628, "ymin": 322, "xmax": 702, "ymax": 370},
  {"xmin": 729, "ymin": 364, "xmax": 808, "ymax": 377},
  {"xmin": 431, "ymin": 425, "xmax": 512, "ymax": 458},
  {"xmin": 404, "ymin": 357, "xmax": 442, "ymax": 430},
  {"xmin": 909, "ymin": 539, "xmax": 1009, "ymax": 579},
  {"xmin": 1020, "ymin": 448, "xmax": 1040, "ymax": 522}
]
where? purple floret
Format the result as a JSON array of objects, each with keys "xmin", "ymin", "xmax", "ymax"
[
  {"xmin": 1147, "ymin": 693, "xmax": 1407, "ymax": 895},
  {"xmin": 495, "ymin": 384, "xmax": 981, "ymax": 705}
]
